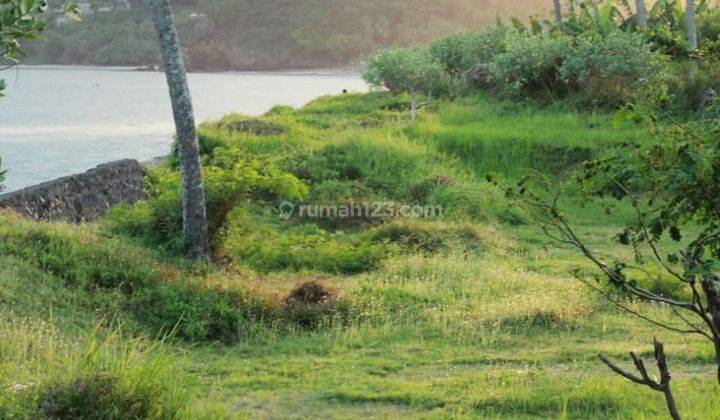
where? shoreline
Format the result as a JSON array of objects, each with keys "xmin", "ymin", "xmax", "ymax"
[
  {"xmin": 17, "ymin": 64, "xmax": 364, "ymax": 76},
  {"xmin": 1, "ymin": 67, "xmax": 367, "ymax": 193}
]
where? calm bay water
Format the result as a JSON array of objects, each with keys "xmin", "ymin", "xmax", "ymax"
[{"xmin": 0, "ymin": 66, "xmax": 366, "ymax": 192}]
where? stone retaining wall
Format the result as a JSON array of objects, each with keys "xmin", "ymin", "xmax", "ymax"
[{"xmin": 0, "ymin": 159, "xmax": 146, "ymax": 222}]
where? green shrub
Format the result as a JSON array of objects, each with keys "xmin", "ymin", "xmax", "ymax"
[
  {"xmin": 699, "ymin": 8, "xmax": 720, "ymax": 56},
  {"xmin": 287, "ymin": 144, "xmax": 365, "ymax": 184},
  {"xmin": 106, "ymin": 152, "xmax": 308, "ymax": 252},
  {"xmin": 265, "ymin": 104, "xmax": 295, "ymax": 116},
  {"xmin": 490, "ymin": 31, "xmax": 572, "ymax": 98},
  {"xmin": 428, "ymin": 28, "xmax": 507, "ymax": 78},
  {"xmin": 559, "ymin": 32, "xmax": 667, "ymax": 107},
  {"xmin": 363, "ymin": 47, "xmax": 446, "ymax": 96},
  {"xmin": 666, "ymin": 59, "xmax": 720, "ymax": 112},
  {"xmin": 38, "ymin": 373, "xmax": 157, "ymax": 419},
  {"xmin": 129, "ymin": 281, "xmax": 273, "ymax": 343}
]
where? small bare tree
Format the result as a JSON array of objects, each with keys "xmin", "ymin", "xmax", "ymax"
[
  {"xmin": 599, "ymin": 339, "xmax": 680, "ymax": 420},
  {"xmin": 150, "ymin": 0, "xmax": 211, "ymax": 261},
  {"xmin": 491, "ymin": 114, "xmax": 720, "ymax": 417}
]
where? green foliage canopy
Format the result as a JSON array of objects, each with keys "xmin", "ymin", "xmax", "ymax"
[{"xmin": 362, "ymin": 47, "xmax": 444, "ymax": 96}]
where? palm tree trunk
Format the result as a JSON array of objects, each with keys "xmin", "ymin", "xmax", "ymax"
[
  {"xmin": 553, "ymin": 0, "xmax": 564, "ymax": 29},
  {"xmin": 686, "ymin": 0, "xmax": 698, "ymax": 51},
  {"xmin": 635, "ymin": 0, "xmax": 648, "ymax": 28},
  {"xmin": 150, "ymin": 0, "xmax": 211, "ymax": 261},
  {"xmin": 410, "ymin": 92, "xmax": 418, "ymax": 123}
]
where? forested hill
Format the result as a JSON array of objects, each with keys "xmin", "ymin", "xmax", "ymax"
[{"xmin": 26, "ymin": 0, "xmax": 545, "ymax": 70}]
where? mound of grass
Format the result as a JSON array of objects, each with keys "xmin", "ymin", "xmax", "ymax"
[
  {"xmin": 0, "ymin": 211, "xmax": 275, "ymax": 343},
  {"xmin": 368, "ymin": 220, "xmax": 487, "ymax": 254},
  {"xmin": 282, "ymin": 280, "xmax": 351, "ymax": 329},
  {"xmin": 406, "ymin": 97, "xmax": 647, "ymax": 177},
  {"xmin": 0, "ymin": 211, "xmax": 162, "ymax": 293},
  {"xmin": 222, "ymin": 214, "xmax": 391, "ymax": 274},
  {"xmin": 0, "ymin": 321, "xmax": 191, "ymax": 418}
]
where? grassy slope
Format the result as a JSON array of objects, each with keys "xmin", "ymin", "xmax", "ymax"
[{"xmin": 2, "ymin": 93, "xmax": 719, "ymax": 418}]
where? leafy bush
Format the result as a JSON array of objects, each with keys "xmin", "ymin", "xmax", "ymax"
[
  {"xmin": 363, "ymin": 47, "xmax": 445, "ymax": 96},
  {"xmin": 699, "ymin": 8, "xmax": 720, "ymax": 56},
  {"xmin": 559, "ymin": 32, "xmax": 667, "ymax": 107},
  {"xmin": 428, "ymin": 28, "xmax": 507, "ymax": 77},
  {"xmin": 490, "ymin": 31, "xmax": 572, "ymax": 98},
  {"xmin": 666, "ymin": 59, "xmax": 720, "ymax": 112},
  {"xmin": 287, "ymin": 144, "xmax": 365, "ymax": 184},
  {"xmin": 106, "ymin": 151, "xmax": 308, "ymax": 252}
]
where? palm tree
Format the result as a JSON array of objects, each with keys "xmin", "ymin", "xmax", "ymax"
[{"xmin": 150, "ymin": 0, "xmax": 211, "ymax": 261}]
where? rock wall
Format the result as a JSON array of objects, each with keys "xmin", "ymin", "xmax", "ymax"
[{"xmin": 0, "ymin": 159, "xmax": 146, "ymax": 223}]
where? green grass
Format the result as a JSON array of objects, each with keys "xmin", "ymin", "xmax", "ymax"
[
  {"xmin": 406, "ymin": 95, "xmax": 647, "ymax": 176},
  {"xmin": 2, "ymin": 92, "xmax": 718, "ymax": 418}
]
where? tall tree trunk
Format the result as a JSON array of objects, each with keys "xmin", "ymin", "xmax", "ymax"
[
  {"xmin": 686, "ymin": 0, "xmax": 698, "ymax": 51},
  {"xmin": 702, "ymin": 275, "xmax": 720, "ymax": 385},
  {"xmin": 553, "ymin": 0, "xmax": 564, "ymax": 29},
  {"xmin": 635, "ymin": 0, "xmax": 648, "ymax": 28},
  {"xmin": 686, "ymin": 0, "xmax": 699, "ymax": 72},
  {"xmin": 150, "ymin": 0, "xmax": 211, "ymax": 261},
  {"xmin": 410, "ymin": 92, "xmax": 418, "ymax": 123}
]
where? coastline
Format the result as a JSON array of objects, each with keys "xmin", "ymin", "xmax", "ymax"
[
  {"xmin": 16, "ymin": 63, "xmax": 364, "ymax": 76},
  {"xmin": 0, "ymin": 66, "xmax": 367, "ymax": 193}
]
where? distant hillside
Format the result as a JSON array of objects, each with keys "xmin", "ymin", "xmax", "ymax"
[{"xmin": 26, "ymin": 0, "xmax": 547, "ymax": 70}]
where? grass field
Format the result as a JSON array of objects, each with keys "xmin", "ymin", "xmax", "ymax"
[{"xmin": 1, "ymin": 93, "xmax": 718, "ymax": 418}]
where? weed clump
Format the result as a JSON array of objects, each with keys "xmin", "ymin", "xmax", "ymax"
[
  {"xmin": 284, "ymin": 280, "xmax": 337, "ymax": 307},
  {"xmin": 129, "ymin": 281, "xmax": 273, "ymax": 343},
  {"xmin": 38, "ymin": 373, "xmax": 150, "ymax": 420},
  {"xmin": 283, "ymin": 280, "xmax": 347, "ymax": 329},
  {"xmin": 368, "ymin": 220, "xmax": 485, "ymax": 254}
]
